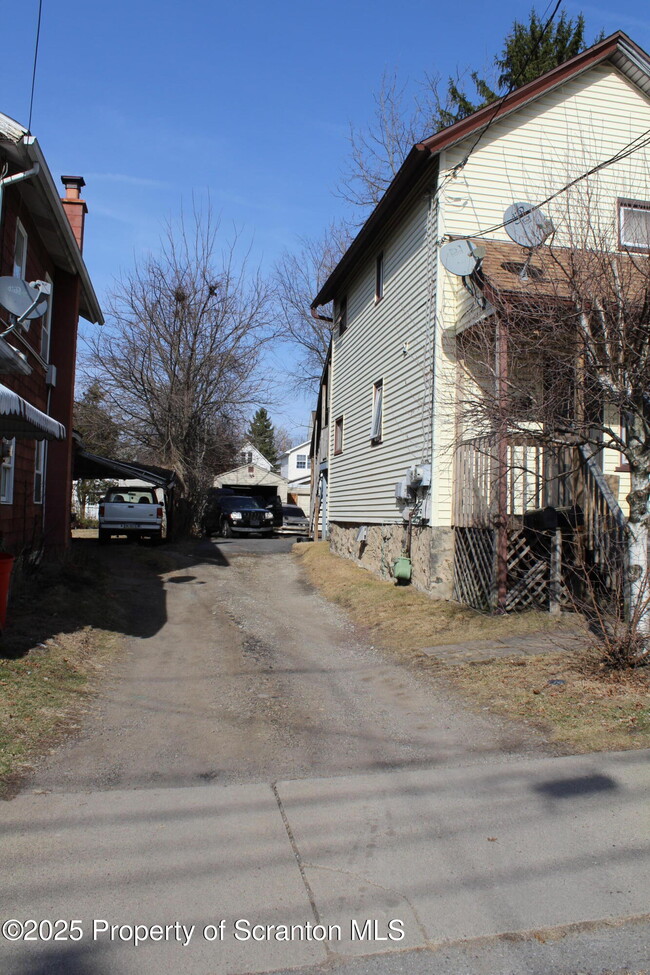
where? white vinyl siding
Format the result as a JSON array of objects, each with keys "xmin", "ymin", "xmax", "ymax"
[
  {"xmin": 440, "ymin": 66, "xmax": 650, "ymax": 249},
  {"xmin": 329, "ymin": 193, "xmax": 434, "ymax": 523}
]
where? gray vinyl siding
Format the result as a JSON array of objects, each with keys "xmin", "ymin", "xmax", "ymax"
[{"xmin": 329, "ymin": 194, "xmax": 434, "ymax": 523}]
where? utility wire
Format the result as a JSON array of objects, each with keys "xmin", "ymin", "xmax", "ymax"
[
  {"xmin": 28, "ymin": 0, "xmax": 44, "ymax": 133},
  {"xmin": 455, "ymin": 0, "xmax": 564, "ymax": 172},
  {"xmin": 461, "ymin": 125, "xmax": 650, "ymax": 241}
]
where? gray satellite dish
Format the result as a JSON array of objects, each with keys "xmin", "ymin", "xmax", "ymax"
[
  {"xmin": 504, "ymin": 202, "xmax": 554, "ymax": 248},
  {"xmin": 440, "ymin": 239, "xmax": 486, "ymax": 277},
  {"xmin": 0, "ymin": 277, "xmax": 49, "ymax": 325}
]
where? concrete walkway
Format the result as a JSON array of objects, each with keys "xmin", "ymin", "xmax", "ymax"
[
  {"xmin": 422, "ymin": 629, "xmax": 587, "ymax": 665},
  {"xmin": 2, "ymin": 748, "xmax": 649, "ymax": 975}
]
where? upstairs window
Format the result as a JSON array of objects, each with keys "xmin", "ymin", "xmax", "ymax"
[
  {"xmin": 334, "ymin": 416, "xmax": 344, "ymax": 455},
  {"xmin": 370, "ymin": 380, "xmax": 383, "ymax": 443},
  {"xmin": 13, "ymin": 220, "xmax": 27, "ymax": 280},
  {"xmin": 336, "ymin": 296, "xmax": 347, "ymax": 336},
  {"xmin": 619, "ymin": 199, "xmax": 650, "ymax": 251},
  {"xmin": 1, "ymin": 439, "xmax": 15, "ymax": 504},
  {"xmin": 40, "ymin": 274, "xmax": 53, "ymax": 361},
  {"xmin": 296, "ymin": 454, "xmax": 307, "ymax": 469},
  {"xmin": 375, "ymin": 252, "xmax": 384, "ymax": 302}
]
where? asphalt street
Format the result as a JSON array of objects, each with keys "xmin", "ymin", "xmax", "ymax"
[{"xmin": 1, "ymin": 536, "xmax": 648, "ymax": 975}]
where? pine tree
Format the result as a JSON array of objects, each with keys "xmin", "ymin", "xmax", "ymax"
[{"xmin": 246, "ymin": 408, "xmax": 278, "ymax": 466}]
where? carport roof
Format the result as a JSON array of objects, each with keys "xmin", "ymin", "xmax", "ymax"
[{"xmin": 73, "ymin": 446, "xmax": 176, "ymax": 488}]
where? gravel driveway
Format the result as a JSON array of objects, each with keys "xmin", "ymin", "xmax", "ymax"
[{"xmin": 30, "ymin": 536, "xmax": 548, "ymax": 794}]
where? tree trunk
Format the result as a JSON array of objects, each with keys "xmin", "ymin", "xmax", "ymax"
[{"xmin": 626, "ymin": 468, "xmax": 650, "ymax": 640}]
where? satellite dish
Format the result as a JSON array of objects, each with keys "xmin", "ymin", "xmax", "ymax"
[
  {"xmin": 504, "ymin": 202, "xmax": 554, "ymax": 248},
  {"xmin": 440, "ymin": 239, "xmax": 486, "ymax": 277},
  {"xmin": 0, "ymin": 277, "xmax": 49, "ymax": 327}
]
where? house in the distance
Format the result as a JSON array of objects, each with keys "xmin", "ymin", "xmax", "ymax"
[
  {"xmin": 237, "ymin": 442, "xmax": 273, "ymax": 472},
  {"xmin": 279, "ymin": 440, "xmax": 311, "ymax": 515},
  {"xmin": 0, "ymin": 112, "xmax": 103, "ymax": 556},
  {"xmin": 311, "ymin": 31, "xmax": 650, "ymax": 611}
]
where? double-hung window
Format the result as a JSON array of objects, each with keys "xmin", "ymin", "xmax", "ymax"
[
  {"xmin": 34, "ymin": 440, "xmax": 46, "ymax": 504},
  {"xmin": 1, "ymin": 439, "xmax": 15, "ymax": 504},
  {"xmin": 619, "ymin": 199, "xmax": 650, "ymax": 251},
  {"xmin": 296, "ymin": 454, "xmax": 307, "ymax": 470},
  {"xmin": 370, "ymin": 380, "xmax": 383, "ymax": 443},
  {"xmin": 13, "ymin": 220, "xmax": 27, "ymax": 280},
  {"xmin": 334, "ymin": 416, "xmax": 344, "ymax": 455}
]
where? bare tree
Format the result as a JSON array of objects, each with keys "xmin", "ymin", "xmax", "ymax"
[
  {"xmin": 273, "ymin": 222, "xmax": 351, "ymax": 392},
  {"xmin": 457, "ymin": 223, "xmax": 650, "ymax": 654},
  {"xmin": 86, "ymin": 210, "xmax": 274, "ymax": 526}
]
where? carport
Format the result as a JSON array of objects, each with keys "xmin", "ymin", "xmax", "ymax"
[{"xmin": 73, "ymin": 445, "xmax": 177, "ymax": 533}]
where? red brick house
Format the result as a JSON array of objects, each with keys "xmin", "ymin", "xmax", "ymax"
[{"xmin": 0, "ymin": 111, "xmax": 103, "ymax": 556}]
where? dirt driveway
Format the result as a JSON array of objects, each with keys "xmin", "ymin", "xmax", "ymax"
[{"xmin": 29, "ymin": 537, "xmax": 549, "ymax": 794}]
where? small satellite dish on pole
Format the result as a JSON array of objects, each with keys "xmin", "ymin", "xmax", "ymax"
[
  {"xmin": 440, "ymin": 239, "xmax": 486, "ymax": 277},
  {"xmin": 504, "ymin": 202, "xmax": 554, "ymax": 248},
  {"xmin": 0, "ymin": 277, "xmax": 50, "ymax": 332}
]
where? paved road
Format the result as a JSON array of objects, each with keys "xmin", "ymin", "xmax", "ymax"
[{"xmin": 1, "ymin": 538, "xmax": 648, "ymax": 974}]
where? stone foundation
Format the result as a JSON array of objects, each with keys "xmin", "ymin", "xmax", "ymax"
[{"xmin": 328, "ymin": 522, "xmax": 454, "ymax": 599}]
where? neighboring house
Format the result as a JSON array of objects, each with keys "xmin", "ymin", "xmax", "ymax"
[
  {"xmin": 237, "ymin": 442, "xmax": 273, "ymax": 472},
  {"xmin": 213, "ymin": 462, "xmax": 288, "ymax": 506},
  {"xmin": 0, "ymin": 113, "xmax": 103, "ymax": 555},
  {"xmin": 310, "ymin": 31, "xmax": 650, "ymax": 608},
  {"xmin": 278, "ymin": 440, "xmax": 311, "ymax": 514}
]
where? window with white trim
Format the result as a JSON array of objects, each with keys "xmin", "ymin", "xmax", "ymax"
[
  {"xmin": 334, "ymin": 416, "xmax": 344, "ymax": 455},
  {"xmin": 296, "ymin": 454, "xmax": 307, "ymax": 469},
  {"xmin": 34, "ymin": 440, "xmax": 46, "ymax": 504},
  {"xmin": 619, "ymin": 200, "xmax": 650, "ymax": 251},
  {"xmin": 13, "ymin": 220, "xmax": 27, "ymax": 279},
  {"xmin": 1, "ymin": 439, "xmax": 15, "ymax": 504},
  {"xmin": 40, "ymin": 273, "xmax": 53, "ymax": 361},
  {"xmin": 370, "ymin": 380, "xmax": 383, "ymax": 443}
]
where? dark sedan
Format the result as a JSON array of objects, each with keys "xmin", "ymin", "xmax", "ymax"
[{"xmin": 204, "ymin": 495, "xmax": 274, "ymax": 537}]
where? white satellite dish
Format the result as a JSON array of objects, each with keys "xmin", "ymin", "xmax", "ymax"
[
  {"xmin": 504, "ymin": 202, "xmax": 554, "ymax": 248},
  {"xmin": 0, "ymin": 277, "xmax": 50, "ymax": 329},
  {"xmin": 440, "ymin": 239, "xmax": 486, "ymax": 277}
]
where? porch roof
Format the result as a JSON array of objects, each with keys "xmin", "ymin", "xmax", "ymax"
[{"xmin": 0, "ymin": 383, "xmax": 65, "ymax": 440}]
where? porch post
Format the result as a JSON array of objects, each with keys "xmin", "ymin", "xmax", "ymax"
[{"xmin": 495, "ymin": 314, "xmax": 508, "ymax": 613}]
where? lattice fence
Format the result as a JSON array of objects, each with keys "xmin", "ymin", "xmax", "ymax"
[{"xmin": 453, "ymin": 527, "xmax": 494, "ymax": 611}]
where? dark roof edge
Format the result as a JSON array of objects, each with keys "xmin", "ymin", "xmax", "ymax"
[
  {"xmin": 312, "ymin": 146, "xmax": 435, "ymax": 306},
  {"xmin": 418, "ymin": 31, "xmax": 647, "ymax": 157}
]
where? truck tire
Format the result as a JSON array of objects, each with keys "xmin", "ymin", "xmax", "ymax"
[{"xmin": 98, "ymin": 529, "xmax": 110, "ymax": 545}]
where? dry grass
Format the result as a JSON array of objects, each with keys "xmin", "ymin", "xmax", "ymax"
[
  {"xmin": 0, "ymin": 548, "xmax": 127, "ymax": 798},
  {"xmin": 451, "ymin": 653, "xmax": 650, "ymax": 752},
  {"xmin": 295, "ymin": 542, "xmax": 650, "ymax": 753},
  {"xmin": 295, "ymin": 542, "xmax": 571, "ymax": 651}
]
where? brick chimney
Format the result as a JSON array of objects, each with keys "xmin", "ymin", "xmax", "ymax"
[{"xmin": 60, "ymin": 175, "xmax": 87, "ymax": 253}]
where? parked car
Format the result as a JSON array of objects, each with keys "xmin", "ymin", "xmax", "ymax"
[
  {"xmin": 203, "ymin": 494, "xmax": 274, "ymax": 537},
  {"xmin": 278, "ymin": 504, "xmax": 310, "ymax": 536},
  {"xmin": 98, "ymin": 487, "xmax": 165, "ymax": 544}
]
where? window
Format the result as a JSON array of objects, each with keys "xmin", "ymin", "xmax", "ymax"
[
  {"xmin": 334, "ymin": 416, "xmax": 344, "ymax": 455},
  {"xmin": 375, "ymin": 252, "xmax": 384, "ymax": 302},
  {"xmin": 370, "ymin": 380, "xmax": 383, "ymax": 443},
  {"xmin": 13, "ymin": 220, "xmax": 27, "ymax": 279},
  {"xmin": 296, "ymin": 454, "xmax": 307, "ymax": 469},
  {"xmin": 240, "ymin": 450, "xmax": 253, "ymax": 466},
  {"xmin": 619, "ymin": 199, "xmax": 650, "ymax": 251},
  {"xmin": 34, "ymin": 440, "xmax": 46, "ymax": 504},
  {"xmin": 40, "ymin": 274, "xmax": 53, "ymax": 361},
  {"xmin": 336, "ymin": 296, "xmax": 347, "ymax": 336},
  {"xmin": 1, "ymin": 439, "xmax": 15, "ymax": 504}
]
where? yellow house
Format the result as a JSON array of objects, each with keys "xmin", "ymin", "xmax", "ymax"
[{"xmin": 311, "ymin": 31, "xmax": 650, "ymax": 611}]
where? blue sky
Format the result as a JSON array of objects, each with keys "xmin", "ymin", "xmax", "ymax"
[{"xmin": 4, "ymin": 1, "xmax": 650, "ymax": 440}]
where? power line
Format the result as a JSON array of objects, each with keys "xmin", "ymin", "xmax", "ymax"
[
  {"xmin": 461, "ymin": 125, "xmax": 650, "ymax": 241},
  {"xmin": 28, "ymin": 0, "xmax": 44, "ymax": 133},
  {"xmin": 455, "ymin": 0, "xmax": 564, "ymax": 171}
]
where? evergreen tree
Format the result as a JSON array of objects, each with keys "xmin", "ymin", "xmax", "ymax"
[{"xmin": 246, "ymin": 408, "xmax": 278, "ymax": 466}]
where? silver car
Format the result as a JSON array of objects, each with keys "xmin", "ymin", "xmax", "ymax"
[{"xmin": 279, "ymin": 504, "xmax": 310, "ymax": 536}]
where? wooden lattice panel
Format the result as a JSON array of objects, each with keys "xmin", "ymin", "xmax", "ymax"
[{"xmin": 453, "ymin": 527, "xmax": 494, "ymax": 611}]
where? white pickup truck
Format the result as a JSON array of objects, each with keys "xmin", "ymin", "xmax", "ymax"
[{"xmin": 98, "ymin": 486, "xmax": 165, "ymax": 544}]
